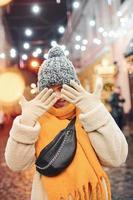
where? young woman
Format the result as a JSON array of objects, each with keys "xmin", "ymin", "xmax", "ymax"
[{"xmin": 5, "ymin": 46, "xmax": 128, "ymax": 200}]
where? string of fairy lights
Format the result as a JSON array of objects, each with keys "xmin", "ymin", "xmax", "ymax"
[
  {"xmin": 0, "ymin": 1, "xmax": 133, "ymax": 61},
  {"xmin": 0, "ymin": 43, "xmax": 69, "ymax": 60},
  {"xmin": 0, "ymin": 1, "xmax": 80, "ymax": 61}
]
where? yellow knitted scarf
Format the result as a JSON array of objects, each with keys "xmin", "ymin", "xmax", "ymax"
[{"xmin": 35, "ymin": 104, "xmax": 111, "ymax": 200}]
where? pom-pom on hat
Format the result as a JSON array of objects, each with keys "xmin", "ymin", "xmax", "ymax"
[{"xmin": 37, "ymin": 45, "xmax": 80, "ymax": 91}]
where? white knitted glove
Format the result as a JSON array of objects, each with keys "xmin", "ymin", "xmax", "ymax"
[
  {"xmin": 20, "ymin": 88, "xmax": 57, "ymax": 127},
  {"xmin": 61, "ymin": 79, "xmax": 103, "ymax": 114}
]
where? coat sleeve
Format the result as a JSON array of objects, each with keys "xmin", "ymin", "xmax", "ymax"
[
  {"xmin": 79, "ymin": 103, "xmax": 128, "ymax": 167},
  {"xmin": 5, "ymin": 116, "xmax": 40, "ymax": 172}
]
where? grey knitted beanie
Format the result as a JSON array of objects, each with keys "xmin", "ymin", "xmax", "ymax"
[{"xmin": 37, "ymin": 45, "xmax": 80, "ymax": 91}]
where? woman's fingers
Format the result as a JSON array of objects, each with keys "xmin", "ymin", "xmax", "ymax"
[
  {"xmin": 36, "ymin": 96, "xmax": 57, "ymax": 111},
  {"xmin": 62, "ymin": 84, "xmax": 79, "ymax": 96},
  {"xmin": 44, "ymin": 93, "xmax": 57, "ymax": 105},
  {"xmin": 61, "ymin": 89, "xmax": 76, "ymax": 100},
  {"xmin": 61, "ymin": 94, "xmax": 82, "ymax": 105},
  {"xmin": 93, "ymin": 77, "xmax": 103, "ymax": 98},
  {"xmin": 40, "ymin": 89, "xmax": 53, "ymax": 102},
  {"xmin": 47, "ymin": 97, "xmax": 57, "ymax": 109},
  {"xmin": 70, "ymin": 80, "xmax": 83, "ymax": 92},
  {"xmin": 61, "ymin": 94, "xmax": 73, "ymax": 103},
  {"xmin": 35, "ymin": 88, "xmax": 49, "ymax": 100}
]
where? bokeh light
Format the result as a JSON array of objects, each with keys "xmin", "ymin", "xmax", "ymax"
[
  {"xmin": 0, "ymin": 0, "xmax": 13, "ymax": 7},
  {"xmin": 0, "ymin": 72, "xmax": 25, "ymax": 103},
  {"xmin": 30, "ymin": 60, "xmax": 40, "ymax": 69}
]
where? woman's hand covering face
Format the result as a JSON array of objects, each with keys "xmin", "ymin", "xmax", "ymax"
[{"xmin": 61, "ymin": 79, "xmax": 103, "ymax": 113}]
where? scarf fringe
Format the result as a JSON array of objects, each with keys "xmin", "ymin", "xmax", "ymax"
[
  {"xmin": 102, "ymin": 175, "xmax": 112, "ymax": 200},
  {"xmin": 59, "ymin": 175, "xmax": 111, "ymax": 200}
]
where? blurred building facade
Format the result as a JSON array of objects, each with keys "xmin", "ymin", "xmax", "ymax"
[{"xmin": 62, "ymin": 0, "xmax": 133, "ymax": 114}]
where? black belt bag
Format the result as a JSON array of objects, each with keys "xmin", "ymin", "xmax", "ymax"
[{"xmin": 35, "ymin": 117, "xmax": 77, "ymax": 177}]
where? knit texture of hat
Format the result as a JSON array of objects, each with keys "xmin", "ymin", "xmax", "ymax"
[{"xmin": 37, "ymin": 46, "xmax": 80, "ymax": 91}]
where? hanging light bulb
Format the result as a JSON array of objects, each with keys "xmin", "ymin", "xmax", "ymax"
[
  {"xmin": 25, "ymin": 28, "xmax": 33, "ymax": 37},
  {"xmin": 31, "ymin": 89, "xmax": 36, "ymax": 94},
  {"xmin": 75, "ymin": 35, "xmax": 81, "ymax": 41},
  {"xmin": 93, "ymin": 38, "xmax": 101, "ymax": 45},
  {"xmin": 73, "ymin": 1, "xmax": 80, "ymax": 9},
  {"xmin": 32, "ymin": 51, "xmax": 38, "ymax": 58},
  {"xmin": 30, "ymin": 60, "xmax": 39, "ymax": 69},
  {"xmin": 89, "ymin": 20, "xmax": 96, "ymax": 27},
  {"xmin": 0, "ymin": 53, "xmax": 6, "ymax": 59},
  {"xmin": 98, "ymin": 27, "xmax": 104, "ymax": 33},
  {"xmin": 10, "ymin": 48, "xmax": 17, "ymax": 58},
  {"xmin": 44, "ymin": 53, "xmax": 48, "ymax": 59},
  {"xmin": 82, "ymin": 39, "xmax": 88, "ymax": 45},
  {"xmin": 31, "ymin": 4, "xmax": 41, "ymax": 14},
  {"xmin": 23, "ymin": 42, "xmax": 30, "ymax": 50},
  {"xmin": 36, "ymin": 48, "xmax": 42, "ymax": 54},
  {"xmin": 31, "ymin": 83, "xmax": 36, "ymax": 89},
  {"xmin": 56, "ymin": 0, "xmax": 61, "ymax": 3},
  {"xmin": 75, "ymin": 44, "xmax": 80, "ymax": 50},
  {"xmin": 81, "ymin": 46, "xmax": 86, "ymax": 51},
  {"xmin": 61, "ymin": 45, "xmax": 66, "ymax": 51},
  {"xmin": 58, "ymin": 26, "xmax": 65, "ymax": 34},
  {"xmin": 22, "ymin": 54, "xmax": 28, "ymax": 61},
  {"xmin": 51, "ymin": 40, "xmax": 57, "ymax": 47},
  {"xmin": 64, "ymin": 50, "xmax": 69, "ymax": 56}
]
